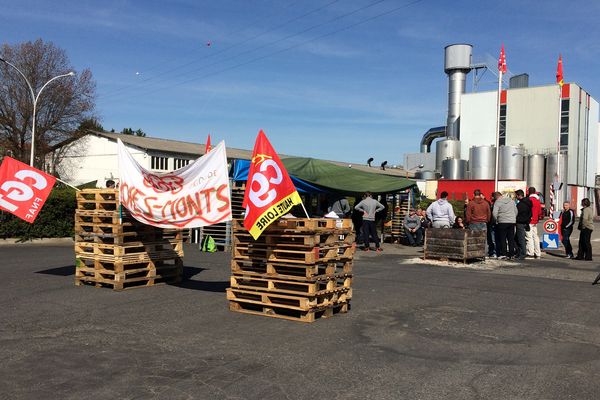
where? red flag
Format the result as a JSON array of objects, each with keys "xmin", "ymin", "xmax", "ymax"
[
  {"xmin": 0, "ymin": 157, "xmax": 56, "ymax": 223},
  {"xmin": 498, "ymin": 44, "xmax": 507, "ymax": 73},
  {"xmin": 556, "ymin": 55, "xmax": 564, "ymax": 87},
  {"xmin": 205, "ymin": 134, "xmax": 212, "ymax": 154},
  {"xmin": 242, "ymin": 130, "xmax": 302, "ymax": 239}
]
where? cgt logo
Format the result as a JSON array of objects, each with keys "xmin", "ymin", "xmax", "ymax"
[
  {"xmin": 247, "ymin": 155, "xmax": 282, "ymax": 208},
  {"xmin": 0, "ymin": 157, "xmax": 56, "ymax": 223}
]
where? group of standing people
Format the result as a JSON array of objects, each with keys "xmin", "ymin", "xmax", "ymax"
[{"xmin": 404, "ymin": 187, "xmax": 594, "ymax": 261}]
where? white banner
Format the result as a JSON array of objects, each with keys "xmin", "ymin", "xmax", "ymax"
[{"xmin": 117, "ymin": 139, "xmax": 232, "ymax": 228}]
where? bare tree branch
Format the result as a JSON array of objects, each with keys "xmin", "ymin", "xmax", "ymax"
[{"xmin": 0, "ymin": 39, "xmax": 96, "ymax": 169}]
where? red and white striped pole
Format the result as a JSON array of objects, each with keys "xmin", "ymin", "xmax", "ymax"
[{"xmin": 549, "ymin": 182, "xmax": 555, "ymax": 216}]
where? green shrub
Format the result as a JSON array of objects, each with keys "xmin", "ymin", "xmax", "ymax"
[{"xmin": 0, "ymin": 186, "xmax": 76, "ymax": 241}]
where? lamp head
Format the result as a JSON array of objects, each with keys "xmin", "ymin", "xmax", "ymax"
[{"xmin": 67, "ymin": 71, "xmax": 75, "ymax": 76}]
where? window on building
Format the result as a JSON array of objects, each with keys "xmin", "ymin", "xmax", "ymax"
[
  {"xmin": 560, "ymin": 99, "xmax": 569, "ymax": 148},
  {"xmin": 499, "ymin": 105, "xmax": 507, "ymax": 146},
  {"xmin": 151, "ymin": 156, "xmax": 169, "ymax": 170},
  {"xmin": 174, "ymin": 158, "xmax": 190, "ymax": 169}
]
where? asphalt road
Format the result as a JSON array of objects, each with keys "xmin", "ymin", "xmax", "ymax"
[{"xmin": 1, "ymin": 239, "xmax": 600, "ymax": 400}]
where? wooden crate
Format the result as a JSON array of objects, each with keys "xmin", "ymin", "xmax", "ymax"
[{"xmin": 423, "ymin": 228, "xmax": 486, "ymax": 262}]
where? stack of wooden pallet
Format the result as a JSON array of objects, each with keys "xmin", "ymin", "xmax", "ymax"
[
  {"xmin": 227, "ymin": 218, "xmax": 355, "ymax": 322},
  {"xmin": 74, "ymin": 189, "xmax": 184, "ymax": 290}
]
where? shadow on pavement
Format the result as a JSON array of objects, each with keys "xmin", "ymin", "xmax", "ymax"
[
  {"xmin": 35, "ymin": 265, "xmax": 74, "ymax": 276},
  {"xmin": 178, "ymin": 266, "xmax": 228, "ymax": 292},
  {"xmin": 176, "ymin": 280, "xmax": 229, "ymax": 292}
]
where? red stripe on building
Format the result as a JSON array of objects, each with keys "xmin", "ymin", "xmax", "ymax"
[
  {"xmin": 500, "ymin": 90, "xmax": 507, "ymax": 104},
  {"xmin": 561, "ymin": 83, "xmax": 570, "ymax": 98}
]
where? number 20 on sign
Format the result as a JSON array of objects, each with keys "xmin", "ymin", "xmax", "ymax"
[
  {"xmin": 543, "ymin": 219, "xmax": 558, "ymax": 234},
  {"xmin": 0, "ymin": 157, "xmax": 56, "ymax": 223}
]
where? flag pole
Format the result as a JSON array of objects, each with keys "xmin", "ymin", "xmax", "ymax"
[
  {"xmin": 494, "ymin": 69, "xmax": 503, "ymax": 193},
  {"xmin": 553, "ymin": 55, "xmax": 564, "ymax": 218},
  {"xmin": 553, "ymin": 83, "xmax": 562, "ymax": 218},
  {"xmin": 300, "ymin": 201, "xmax": 311, "ymax": 220}
]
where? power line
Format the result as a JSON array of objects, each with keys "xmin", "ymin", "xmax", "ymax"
[
  {"xmin": 103, "ymin": 0, "xmax": 425, "ymax": 103},
  {"xmin": 100, "ymin": 0, "xmax": 339, "ymax": 99}
]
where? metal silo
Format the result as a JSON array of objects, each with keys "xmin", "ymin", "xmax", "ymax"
[
  {"xmin": 444, "ymin": 44, "xmax": 472, "ymax": 138},
  {"xmin": 415, "ymin": 170, "xmax": 438, "ymax": 180},
  {"xmin": 545, "ymin": 153, "xmax": 568, "ymax": 206},
  {"xmin": 441, "ymin": 159, "xmax": 468, "ymax": 180},
  {"xmin": 525, "ymin": 154, "xmax": 546, "ymax": 195},
  {"xmin": 469, "ymin": 145, "xmax": 496, "ymax": 180},
  {"xmin": 498, "ymin": 145, "xmax": 524, "ymax": 180},
  {"xmin": 435, "ymin": 138, "xmax": 461, "ymax": 171}
]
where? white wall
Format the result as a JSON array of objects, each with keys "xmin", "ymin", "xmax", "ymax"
[
  {"xmin": 586, "ymin": 97, "xmax": 599, "ymax": 187},
  {"xmin": 54, "ymin": 135, "xmax": 146, "ymax": 187},
  {"xmin": 459, "ymin": 91, "xmax": 497, "ymax": 158},
  {"xmin": 505, "ymin": 85, "xmax": 559, "ymax": 153}
]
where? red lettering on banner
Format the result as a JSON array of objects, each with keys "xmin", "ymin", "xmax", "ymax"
[
  {"xmin": 201, "ymin": 188, "xmax": 212, "ymax": 213},
  {"xmin": 216, "ymin": 184, "xmax": 230, "ymax": 212},
  {"xmin": 121, "ymin": 185, "xmax": 232, "ymax": 227},
  {"xmin": 143, "ymin": 197, "xmax": 157, "ymax": 219},
  {"xmin": 185, "ymin": 193, "xmax": 202, "ymax": 215}
]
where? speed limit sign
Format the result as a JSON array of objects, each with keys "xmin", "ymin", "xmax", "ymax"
[{"xmin": 543, "ymin": 219, "xmax": 558, "ymax": 234}]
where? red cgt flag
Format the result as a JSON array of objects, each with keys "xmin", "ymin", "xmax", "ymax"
[
  {"xmin": 0, "ymin": 157, "xmax": 56, "ymax": 223},
  {"xmin": 556, "ymin": 54, "xmax": 564, "ymax": 87},
  {"xmin": 205, "ymin": 134, "xmax": 212, "ymax": 154},
  {"xmin": 498, "ymin": 44, "xmax": 507, "ymax": 73},
  {"xmin": 243, "ymin": 130, "xmax": 302, "ymax": 239}
]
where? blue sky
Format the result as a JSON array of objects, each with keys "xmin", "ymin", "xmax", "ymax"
[{"xmin": 2, "ymin": 0, "xmax": 599, "ymax": 166}]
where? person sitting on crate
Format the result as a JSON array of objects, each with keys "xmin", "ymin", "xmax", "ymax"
[
  {"xmin": 328, "ymin": 195, "xmax": 351, "ymax": 219},
  {"xmin": 403, "ymin": 208, "xmax": 422, "ymax": 246},
  {"xmin": 453, "ymin": 216, "xmax": 466, "ymax": 229},
  {"xmin": 416, "ymin": 208, "xmax": 429, "ymax": 245},
  {"xmin": 354, "ymin": 192, "xmax": 385, "ymax": 252}
]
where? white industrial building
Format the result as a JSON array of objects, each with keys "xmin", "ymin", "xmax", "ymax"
[
  {"xmin": 51, "ymin": 131, "xmax": 409, "ymax": 187},
  {"xmin": 405, "ymin": 44, "xmax": 600, "ymax": 214},
  {"xmin": 49, "ymin": 131, "xmax": 252, "ymax": 186}
]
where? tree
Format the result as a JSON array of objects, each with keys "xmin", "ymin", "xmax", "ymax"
[
  {"xmin": 0, "ymin": 39, "xmax": 96, "ymax": 168},
  {"xmin": 77, "ymin": 117, "xmax": 104, "ymax": 133},
  {"xmin": 121, "ymin": 127, "xmax": 146, "ymax": 137}
]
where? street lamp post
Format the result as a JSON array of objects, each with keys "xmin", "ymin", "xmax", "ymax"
[{"xmin": 0, "ymin": 57, "xmax": 74, "ymax": 166}]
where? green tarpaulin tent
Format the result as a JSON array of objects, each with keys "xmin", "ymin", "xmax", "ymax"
[{"xmin": 281, "ymin": 158, "xmax": 415, "ymax": 195}]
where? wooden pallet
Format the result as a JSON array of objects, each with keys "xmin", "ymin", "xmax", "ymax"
[
  {"xmin": 76, "ymin": 189, "xmax": 119, "ymax": 211},
  {"xmin": 228, "ymin": 299, "xmax": 350, "ymax": 323},
  {"xmin": 233, "ymin": 244, "xmax": 354, "ymax": 264},
  {"xmin": 230, "ymin": 273, "xmax": 352, "ymax": 296},
  {"xmin": 231, "ymin": 259, "xmax": 353, "ymax": 279},
  {"xmin": 226, "ymin": 287, "xmax": 351, "ymax": 311},
  {"xmin": 233, "ymin": 231, "xmax": 354, "ymax": 247},
  {"xmin": 232, "ymin": 218, "xmax": 352, "ymax": 233},
  {"xmin": 75, "ymin": 240, "xmax": 184, "ymax": 258},
  {"xmin": 75, "ymin": 257, "xmax": 182, "ymax": 290}
]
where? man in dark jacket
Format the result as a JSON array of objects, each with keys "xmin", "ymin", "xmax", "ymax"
[
  {"xmin": 559, "ymin": 201, "xmax": 575, "ymax": 258},
  {"xmin": 515, "ymin": 190, "xmax": 533, "ymax": 260}
]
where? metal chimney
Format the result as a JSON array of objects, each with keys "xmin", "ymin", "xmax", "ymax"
[{"xmin": 444, "ymin": 44, "xmax": 472, "ymax": 139}]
